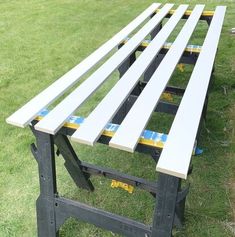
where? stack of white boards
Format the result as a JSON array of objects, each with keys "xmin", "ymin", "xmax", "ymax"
[{"xmin": 6, "ymin": 3, "xmax": 226, "ymax": 179}]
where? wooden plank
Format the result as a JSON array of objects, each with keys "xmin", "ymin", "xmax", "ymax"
[
  {"xmin": 156, "ymin": 6, "xmax": 226, "ymax": 179},
  {"xmin": 34, "ymin": 4, "xmax": 174, "ymax": 134},
  {"xmin": 6, "ymin": 3, "xmax": 161, "ymax": 128},
  {"xmin": 71, "ymin": 5, "xmax": 189, "ymax": 146},
  {"xmin": 109, "ymin": 5, "xmax": 205, "ymax": 152}
]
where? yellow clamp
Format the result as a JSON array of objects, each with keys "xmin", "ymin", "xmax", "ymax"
[
  {"xmin": 161, "ymin": 92, "xmax": 173, "ymax": 102},
  {"xmin": 111, "ymin": 180, "xmax": 134, "ymax": 194},
  {"xmin": 177, "ymin": 63, "xmax": 185, "ymax": 72}
]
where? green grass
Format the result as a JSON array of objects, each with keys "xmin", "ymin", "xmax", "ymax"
[{"xmin": 0, "ymin": 0, "xmax": 235, "ymax": 236}]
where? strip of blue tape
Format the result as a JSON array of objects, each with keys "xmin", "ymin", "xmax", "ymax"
[{"xmin": 37, "ymin": 109, "xmax": 203, "ymax": 155}]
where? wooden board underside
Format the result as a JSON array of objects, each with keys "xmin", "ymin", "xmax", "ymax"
[
  {"xmin": 71, "ymin": 5, "xmax": 189, "ymax": 145},
  {"xmin": 34, "ymin": 4, "xmax": 174, "ymax": 134},
  {"xmin": 6, "ymin": 3, "xmax": 160, "ymax": 128},
  {"xmin": 109, "ymin": 5, "xmax": 205, "ymax": 152},
  {"xmin": 156, "ymin": 6, "xmax": 226, "ymax": 179}
]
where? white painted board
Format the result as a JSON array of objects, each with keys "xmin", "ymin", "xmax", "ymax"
[
  {"xmin": 71, "ymin": 5, "xmax": 189, "ymax": 145},
  {"xmin": 156, "ymin": 6, "xmax": 226, "ymax": 179},
  {"xmin": 109, "ymin": 5, "xmax": 205, "ymax": 152},
  {"xmin": 34, "ymin": 4, "xmax": 173, "ymax": 134},
  {"xmin": 6, "ymin": 3, "xmax": 160, "ymax": 128}
]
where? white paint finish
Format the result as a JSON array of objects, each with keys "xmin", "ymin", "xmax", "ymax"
[
  {"xmin": 34, "ymin": 4, "xmax": 173, "ymax": 134},
  {"xmin": 6, "ymin": 3, "xmax": 160, "ymax": 128},
  {"xmin": 71, "ymin": 5, "xmax": 189, "ymax": 146},
  {"xmin": 110, "ymin": 5, "xmax": 205, "ymax": 152},
  {"xmin": 156, "ymin": 6, "xmax": 226, "ymax": 179}
]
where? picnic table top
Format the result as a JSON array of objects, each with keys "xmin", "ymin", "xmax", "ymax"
[{"xmin": 6, "ymin": 3, "xmax": 226, "ymax": 179}]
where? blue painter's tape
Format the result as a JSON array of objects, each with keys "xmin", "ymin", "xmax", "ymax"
[
  {"xmin": 195, "ymin": 147, "xmax": 203, "ymax": 155},
  {"xmin": 74, "ymin": 117, "xmax": 84, "ymax": 124},
  {"xmin": 36, "ymin": 110, "xmax": 199, "ymax": 156},
  {"xmin": 142, "ymin": 130, "xmax": 153, "ymax": 139},
  {"xmin": 161, "ymin": 134, "xmax": 168, "ymax": 142},
  {"xmin": 105, "ymin": 123, "xmax": 119, "ymax": 132},
  {"xmin": 38, "ymin": 109, "xmax": 49, "ymax": 117},
  {"xmin": 151, "ymin": 132, "xmax": 159, "ymax": 141},
  {"xmin": 105, "ymin": 123, "xmax": 113, "ymax": 130}
]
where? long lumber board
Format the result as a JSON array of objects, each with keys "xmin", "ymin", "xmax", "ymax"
[
  {"xmin": 71, "ymin": 5, "xmax": 189, "ymax": 145},
  {"xmin": 6, "ymin": 3, "xmax": 160, "ymax": 128},
  {"xmin": 156, "ymin": 6, "xmax": 226, "ymax": 179},
  {"xmin": 34, "ymin": 4, "xmax": 173, "ymax": 134},
  {"xmin": 109, "ymin": 5, "xmax": 205, "ymax": 152}
]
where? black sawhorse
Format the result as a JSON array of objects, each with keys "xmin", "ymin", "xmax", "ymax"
[{"xmin": 30, "ymin": 123, "xmax": 189, "ymax": 237}]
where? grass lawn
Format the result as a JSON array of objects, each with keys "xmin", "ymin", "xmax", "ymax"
[{"xmin": 1, "ymin": 0, "xmax": 235, "ymax": 236}]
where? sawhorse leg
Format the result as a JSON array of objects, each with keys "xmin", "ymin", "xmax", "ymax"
[
  {"xmin": 152, "ymin": 173, "xmax": 180, "ymax": 237},
  {"xmin": 118, "ymin": 44, "xmax": 136, "ymax": 78},
  {"xmin": 33, "ymin": 129, "xmax": 59, "ymax": 237},
  {"xmin": 54, "ymin": 134, "xmax": 94, "ymax": 191},
  {"xmin": 144, "ymin": 20, "xmax": 162, "ymax": 82},
  {"xmin": 31, "ymin": 128, "xmax": 94, "ymax": 237},
  {"xmin": 112, "ymin": 46, "xmax": 136, "ymax": 124}
]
